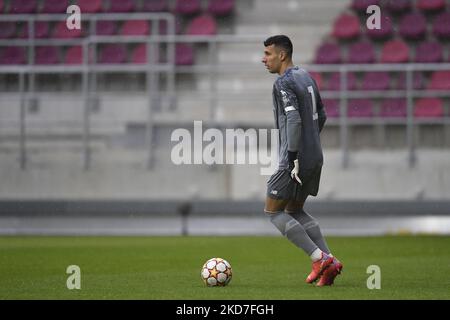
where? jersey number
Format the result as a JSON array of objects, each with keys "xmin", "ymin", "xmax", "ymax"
[{"xmin": 307, "ymin": 86, "xmax": 318, "ymax": 120}]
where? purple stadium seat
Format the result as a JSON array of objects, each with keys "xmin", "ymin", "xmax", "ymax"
[
  {"xmin": 361, "ymin": 72, "xmax": 390, "ymax": 91},
  {"xmin": 207, "ymin": 0, "xmax": 235, "ymax": 16},
  {"xmin": 380, "ymin": 39, "xmax": 409, "ymax": 63},
  {"xmin": 323, "ymin": 99, "xmax": 340, "ymax": 117},
  {"xmin": 107, "ymin": 0, "xmax": 135, "ymax": 12},
  {"xmin": 396, "ymin": 72, "xmax": 424, "ymax": 90},
  {"xmin": 131, "ymin": 43, "xmax": 194, "ymax": 65},
  {"xmin": 380, "ymin": 99, "xmax": 407, "ymax": 118},
  {"xmin": 35, "ymin": 46, "xmax": 59, "ymax": 65},
  {"xmin": 399, "ymin": 13, "xmax": 426, "ymax": 40},
  {"xmin": 348, "ymin": 99, "xmax": 374, "ymax": 117},
  {"xmin": 427, "ymin": 71, "xmax": 450, "ymax": 91},
  {"xmin": 332, "ymin": 13, "xmax": 360, "ymax": 40},
  {"xmin": 433, "ymin": 12, "xmax": 450, "ymax": 40},
  {"xmin": 314, "ymin": 43, "xmax": 341, "ymax": 64},
  {"xmin": 186, "ymin": 15, "xmax": 217, "ymax": 36},
  {"xmin": 53, "ymin": 21, "xmax": 83, "ymax": 38},
  {"xmin": 0, "ymin": 46, "xmax": 27, "ymax": 65},
  {"xmin": 121, "ymin": 20, "xmax": 150, "ymax": 36},
  {"xmin": 385, "ymin": 0, "xmax": 411, "ymax": 14},
  {"xmin": 351, "ymin": 0, "xmax": 380, "ymax": 12},
  {"xmin": 348, "ymin": 41, "xmax": 375, "ymax": 64},
  {"xmin": 326, "ymin": 72, "xmax": 358, "ymax": 91},
  {"xmin": 415, "ymin": 41, "xmax": 443, "ymax": 63},
  {"xmin": 0, "ymin": 22, "xmax": 16, "ymax": 39},
  {"xmin": 367, "ymin": 14, "xmax": 393, "ymax": 40},
  {"xmin": 174, "ymin": 0, "xmax": 202, "ymax": 15},
  {"xmin": 414, "ymin": 98, "xmax": 444, "ymax": 118},
  {"xmin": 40, "ymin": 0, "xmax": 69, "ymax": 13},
  {"xmin": 96, "ymin": 20, "xmax": 117, "ymax": 36},
  {"xmin": 142, "ymin": 0, "xmax": 169, "ymax": 12},
  {"xmin": 65, "ymin": 46, "xmax": 82, "ymax": 64},
  {"xmin": 77, "ymin": 0, "xmax": 103, "ymax": 13},
  {"xmin": 99, "ymin": 44, "xmax": 127, "ymax": 64},
  {"xmin": 417, "ymin": 0, "xmax": 446, "ymax": 13},
  {"xmin": 20, "ymin": 21, "xmax": 50, "ymax": 39},
  {"xmin": 9, "ymin": 0, "xmax": 37, "ymax": 13}
]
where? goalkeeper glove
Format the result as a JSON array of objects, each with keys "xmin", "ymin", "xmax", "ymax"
[{"xmin": 288, "ymin": 151, "xmax": 302, "ymax": 185}]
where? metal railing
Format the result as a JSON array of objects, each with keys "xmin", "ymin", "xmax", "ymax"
[{"xmin": 1, "ymin": 14, "xmax": 450, "ymax": 170}]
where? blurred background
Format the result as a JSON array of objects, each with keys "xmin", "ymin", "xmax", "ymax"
[{"xmin": 0, "ymin": 0, "xmax": 449, "ymax": 236}]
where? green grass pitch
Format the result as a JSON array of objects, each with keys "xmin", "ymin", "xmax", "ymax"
[{"xmin": 0, "ymin": 235, "xmax": 449, "ymax": 300}]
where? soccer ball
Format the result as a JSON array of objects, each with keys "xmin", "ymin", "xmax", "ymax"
[{"xmin": 200, "ymin": 257, "xmax": 232, "ymax": 287}]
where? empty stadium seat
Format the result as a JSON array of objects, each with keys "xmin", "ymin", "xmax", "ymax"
[
  {"xmin": 351, "ymin": 0, "xmax": 381, "ymax": 12},
  {"xmin": 427, "ymin": 71, "xmax": 450, "ymax": 90},
  {"xmin": 314, "ymin": 43, "xmax": 341, "ymax": 64},
  {"xmin": 77, "ymin": 0, "xmax": 103, "ymax": 13},
  {"xmin": 0, "ymin": 46, "xmax": 27, "ymax": 65},
  {"xmin": 207, "ymin": 0, "xmax": 235, "ymax": 16},
  {"xmin": 40, "ymin": 0, "xmax": 69, "ymax": 13},
  {"xmin": 121, "ymin": 20, "xmax": 150, "ymax": 36},
  {"xmin": 0, "ymin": 22, "xmax": 16, "ymax": 39},
  {"xmin": 416, "ymin": 0, "xmax": 446, "ymax": 13},
  {"xmin": 385, "ymin": 0, "xmax": 411, "ymax": 14},
  {"xmin": 361, "ymin": 72, "xmax": 390, "ymax": 91},
  {"xmin": 96, "ymin": 20, "xmax": 117, "ymax": 36},
  {"xmin": 65, "ymin": 46, "xmax": 83, "ymax": 64},
  {"xmin": 107, "ymin": 0, "xmax": 136, "ymax": 12},
  {"xmin": 326, "ymin": 72, "xmax": 358, "ymax": 91},
  {"xmin": 414, "ymin": 98, "xmax": 444, "ymax": 118},
  {"xmin": 9, "ymin": 0, "xmax": 37, "ymax": 13},
  {"xmin": 348, "ymin": 99, "xmax": 374, "ymax": 117},
  {"xmin": 367, "ymin": 14, "xmax": 393, "ymax": 40},
  {"xmin": 380, "ymin": 39, "xmax": 409, "ymax": 63},
  {"xmin": 332, "ymin": 13, "xmax": 360, "ymax": 40},
  {"xmin": 309, "ymin": 72, "xmax": 323, "ymax": 90},
  {"xmin": 131, "ymin": 43, "xmax": 194, "ymax": 65},
  {"xmin": 19, "ymin": 21, "xmax": 50, "ymax": 39},
  {"xmin": 99, "ymin": 44, "xmax": 127, "ymax": 64},
  {"xmin": 53, "ymin": 21, "xmax": 83, "ymax": 38},
  {"xmin": 348, "ymin": 41, "xmax": 375, "ymax": 64},
  {"xmin": 141, "ymin": 0, "xmax": 169, "ymax": 12},
  {"xmin": 174, "ymin": 0, "xmax": 202, "ymax": 15},
  {"xmin": 415, "ymin": 41, "xmax": 443, "ymax": 63},
  {"xmin": 35, "ymin": 46, "xmax": 60, "ymax": 65},
  {"xmin": 396, "ymin": 72, "xmax": 424, "ymax": 90},
  {"xmin": 185, "ymin": 15, "xmax": 217, "ymax": 36},
  {"xmin": 399, "ymin": 12, "xmax": 426, "ymax": 40},
  {"xmin": 323, "ymin": 99, "xmax": 340, "ymax": 117},
  {"xmin": 380, "ymin": 99, "xmax": 407, "ymax": 118},
  {"xmin": 432, "ymin": 12, "xmax": 450, "ymax": 40}
]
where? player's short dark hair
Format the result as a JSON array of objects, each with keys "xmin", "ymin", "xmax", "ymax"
[{"xmin": 264, "ymin": 35, "xmax": 293, "ymax": 59}]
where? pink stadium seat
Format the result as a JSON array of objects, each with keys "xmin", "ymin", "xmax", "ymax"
[
  {"xmin": 77, "ymin": 0, "xmax": 103, "ymax": 13},
  {"xmin": 427, "ymin": 71, "xmax": 450, "ymax": 91},
  {"xmin": 9, "ymin": 0, "xmax": 37, "ymax": 13},
  {"xmin": 20, "ymin": 21, "xmax": 50, "ymax": 39},
  {"xmin": 351, "ymin": 0, "xmax": 381, "ymax": 12},
  {"xmin": 332, "ymin": 13, "xmax": 360, "ymax": 40},
  {"xmin": 414, "ymin": 98, "xmax": 444, "ymax": 118},
  {"xmin": 35, "ymin": 46, "xmax": 59, "ymax": 65},
  {"xmin": 396, "ymin": 72, "xmax": 424, "ymax": 90},
  {"xmin": 417, "ymin": 0, "xmax": 446, "ymax": 12},
  {"xmin": 380, "ymin": 99, "xmax": 407, "ymax": 118},
  {"xmin": 121, "ymin": 20, "xmax": 150, "ymax": 36},
  {"xmin": 399, "ymin": 12, "xmax": 426, "ymax": 40},
  {"xmin": 348, "ymin": 41, "xmax": 375, "ymax": 64},
  {"xmin": 380, "ymin": 39, "xmax": 409, "ymax": 63},
  {"xmin": 361, "ymin": 72, "xmax": 390, "ymax": 91},
  {"xmin": 433, "ymin": 12, "xmax": 450, "ymax": 40},
  {"xmin": 323, "ymin": 99, "xmax": 339, "ymax": 117},
  {"xmin": 96, "ymin": 20, "xmax": 117, "ymax": 36},
  {"xmin": 99, "ymin": 44, "xmax": 127, "ymax": 64},
  {"xmin": 186, "ymin": 15, "xmax": 217, "ymax": 36},
  {"xmin": 0, "ymin": 22, "xmax": 16, "ymax": 39},
  {"xmin": 142, "ymin": 0, "xmax": 169, "ymax": 12},
  {"xmin": 385, "ymin": 0, "xmax": 411, "ymax": 14},
  {"xmin": 65, "ymin": 46, "xmax": 83, "ymax": 64},
  {"xmin": 415, "ymin": 41, "xmax": 443, "ymax": 63},
  {"xmin": 131, "ymin": 43, "xmax": 194, "ymax": 65},
  {"xmin": 314, "ymin": 43, "xmax": 341, "ymax": 64},
  {"xmin": 53, "ymin": 21, "xmax": 83, "ymax": 38},
  {"xmin": 40, "ymin": 0, "xmax": 69, "ymax": 13},
  {"xmin": 107, "ymin": 0, "xmax": 135, "ymax": 12},
  {"xmin": 326, "ymin": 72, "xmax": 358, "ymax": 91},
  {"xmin": 309, "ymin": 72, "xmax": 323, "ymax": 90},
  {"xmin": 348, "ymin": 99, "xmax": 374, "ymax": 117},
  {"xmin": 367, "ymin": 14, "xmax": 393, "ymax": 40},
  {"xmin": 0, "ymin": 46, "xmax": 27, "ymax": 65},
  {"xmin": 174, "ymin": 0, "xmax": 202, "ymax": 15},
  {"xmin": 207, "ymin": 0, "xmax": 235, "ymax": 16}
]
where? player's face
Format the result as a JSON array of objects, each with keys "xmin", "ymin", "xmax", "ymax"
[{"xmin": 262, "ymin": 45, "xmax": 281, "ymax": 74}]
